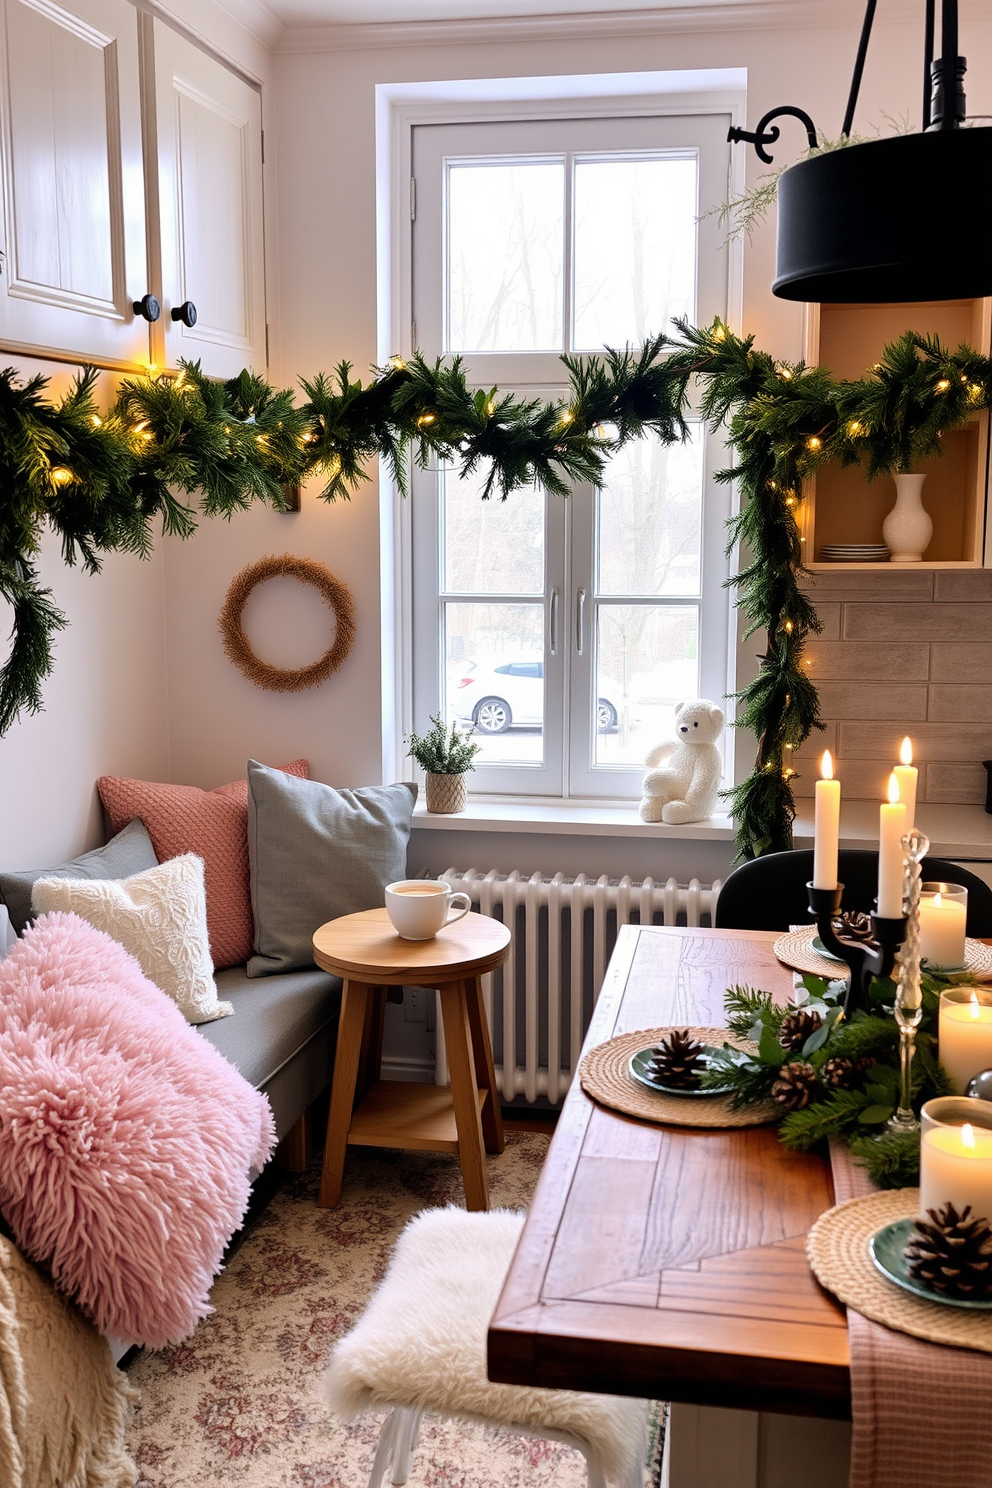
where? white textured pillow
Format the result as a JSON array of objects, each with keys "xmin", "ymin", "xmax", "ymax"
[{"xmin": 31, "ymin": 855, "xmax": 233, "ymax": 1024}]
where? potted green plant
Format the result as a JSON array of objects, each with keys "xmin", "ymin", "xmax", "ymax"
[{"xmin": 406, "ymin": 713, "xmax": 481, "ymax": 814}]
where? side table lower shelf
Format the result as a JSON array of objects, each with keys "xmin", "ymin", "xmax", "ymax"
[{"xmin": 347, "ymin": 1080, "xmax": 489, "ymax": 1155}]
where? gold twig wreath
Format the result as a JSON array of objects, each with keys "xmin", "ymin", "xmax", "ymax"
[{"xmin": 219, "ymin": 554, "xmax": 356, "ymax": 693}]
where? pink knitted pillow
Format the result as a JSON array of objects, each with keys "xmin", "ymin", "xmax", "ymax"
[
  {"xmin": 98, "ymin": 759, "xmax": 308, "ymax": 970},
  {"xmin": 0, "ymin": 912, "xmax": 275, "ymax": 1347}
]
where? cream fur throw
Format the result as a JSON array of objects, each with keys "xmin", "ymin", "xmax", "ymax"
[
  {"xmin": 323, "ymin": 1206, "xmax": 647, "ymax": 1484},
  {"xmin": 32, "ymin": 854, "xmax": 232, "ymax": 1024},
  {"xmin": 0, "ymin": 1233, "xmax": 137, "ymax": 1488}
]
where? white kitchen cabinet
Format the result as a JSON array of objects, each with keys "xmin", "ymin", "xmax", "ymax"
[
  {"xmin": 0, "ymin": 0, "xmax": 266, "ymax": 376},
  {"xmin": 0, "ymin": 0, "xmax": 151, "ymax": 367},
  {"xmin": 146, "ymin": 16, "xmax": 266, "ymax": 378}
]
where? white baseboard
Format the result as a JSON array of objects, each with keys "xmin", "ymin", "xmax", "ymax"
[{"xmin": 381, "ymin": 1053, "xmax": 436, "ymax": 1084}]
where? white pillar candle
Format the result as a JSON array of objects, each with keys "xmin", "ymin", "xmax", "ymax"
[
  {"xmin": 938, "ymin": 989, "xmax": 992, "ymax": 1094},
  {"xmin": 920, "ymin": 890, "xmax": 968, "ymax": 970},
  {"xmin": 920, "ymin": 1121, "xmax": 992, "ymax": 1222},
  {"xmin": 876, "ymin": 772, "xmax": 907, "ymax": 918},
  {"xmin": 813, "ymin": 750, "xmax": 841, "ymax": 890},
  {"xmin": 893, "ymin": 736, "xmax": 918, "ymax": 830}
]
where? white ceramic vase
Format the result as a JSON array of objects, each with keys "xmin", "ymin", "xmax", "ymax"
[{"xmin": 882, "ymin": 473, "xmax": 932, "ymax": 562}]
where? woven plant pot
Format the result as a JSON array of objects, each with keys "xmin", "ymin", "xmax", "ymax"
[{"xmin": 425, "ymin": 773, "xmax": 468, "ymax": 814}]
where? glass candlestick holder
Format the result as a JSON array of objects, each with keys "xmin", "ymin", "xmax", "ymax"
[{"xmin": 887, "ymin": 827, "xmax": 929, "ymax": 1133}]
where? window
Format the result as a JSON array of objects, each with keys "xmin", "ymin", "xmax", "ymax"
[{"xmin": 409, "ymin": 109, "xmax": 734, "ymax": 798}]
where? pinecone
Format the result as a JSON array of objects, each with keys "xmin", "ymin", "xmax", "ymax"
[
  {"xmin": 833, "ymin": 911, "xmax": 875, "ymax": 945},
  {"xmin": 822, "ymin": 1056, "xmax": 857, "ymax": 1089},
  {"xmin": 771, "ymin": 1061, "xmax": 818, "ymax": 1111},
  {"xmin": 647, "ymin": 1029, "xmax": 705, "ymax": 1090},
  {"xmin": 904, "ymin": 1203, "xmax": 992, "ymax": 1300},
  {"xmin": 779, "ymin": 1009, "xmax": 823, "ymax": 1052}
]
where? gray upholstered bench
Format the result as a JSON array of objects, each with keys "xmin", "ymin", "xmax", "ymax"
[{"xmin": 205, "ymin": 963, "xmax": 341, "ymax": 1147}]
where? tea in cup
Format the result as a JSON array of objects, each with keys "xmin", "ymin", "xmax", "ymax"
[{"xmin": 384, "ymin": 880, "xmax": 471, "ymax": 941}]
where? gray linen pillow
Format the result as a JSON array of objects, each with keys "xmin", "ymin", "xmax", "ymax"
[
  {"xmin": 0, "ymin": 819, "xmax": 158, "ymax": 935},
  {"xmin": 246, "ymin": 761, "xmax": 417, "ymax": 977}
]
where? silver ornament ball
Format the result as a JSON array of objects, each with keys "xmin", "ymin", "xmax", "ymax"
[{"xmin": 965, "ymin": 1069, "xmax": 992, "ymax": 1102}]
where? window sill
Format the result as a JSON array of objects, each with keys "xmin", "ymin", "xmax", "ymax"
[{"xmin": 411, "ymin": 795, "xmax": 736, "ymax": 841}]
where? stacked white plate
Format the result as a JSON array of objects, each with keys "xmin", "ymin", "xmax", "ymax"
[{"xmin": 819, "ymin": 544, "xmax": 889, "ymax": 563}]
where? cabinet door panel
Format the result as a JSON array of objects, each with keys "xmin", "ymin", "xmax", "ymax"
[
  {"xmin": 0, "ymin": 0, "xmax": 149, "ymax": 364},
  {"xmin": 153, "ymin": 22, "xmax": 264, "ymax": 377}
]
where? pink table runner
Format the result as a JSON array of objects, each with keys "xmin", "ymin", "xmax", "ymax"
[{"xmin": 829, "ymin": 1141, "xmax": 992, "ymax": 1488}]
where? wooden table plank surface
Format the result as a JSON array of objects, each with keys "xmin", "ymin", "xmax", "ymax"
[{"xmin": 487, "ymin": 924, "xmax": 851, "ymax": 1420}]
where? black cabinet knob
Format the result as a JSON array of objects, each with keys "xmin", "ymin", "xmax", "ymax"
[
  {"xmin": 171, "ymin": 300, "xmax": 197, "ymax": 327},
  {"xmin": 132, "ymin": 293, "xmax": 161, "ymax": 322}
]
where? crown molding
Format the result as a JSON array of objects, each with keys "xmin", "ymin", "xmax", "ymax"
[
  {"xmin": 209, "ymin": 0, "xmax": 285, "ymax": 49},
  {"xmin": 274, "ymin": 0, "xmax": 919, "ymax": 56}
]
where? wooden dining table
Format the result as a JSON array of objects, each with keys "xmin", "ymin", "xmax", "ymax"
[{"xmin": 487, "ymin": 924, "xmax": 854, "ymax": 1487}]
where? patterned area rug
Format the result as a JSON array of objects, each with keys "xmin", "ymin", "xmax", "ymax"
[{"xmin": 127, "ymin": 1131, "xmax": 663, "ymax": 1487}]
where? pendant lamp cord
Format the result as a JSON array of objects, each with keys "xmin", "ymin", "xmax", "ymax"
[
  {"xmin": 923, "ymin": 0, "xmax": 935, "ymax": 127},
  {"xmin": 841, "ymin": 0, "xmax": 878, "ymax": 136},
  {"xmin": 939, "ymin": 0, "xmax": 960, "ymax": 129}
]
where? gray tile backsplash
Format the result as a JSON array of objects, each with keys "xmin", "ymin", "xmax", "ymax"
[{"xmin": 792, "ymin": 570, "xmax": 992, "ymax": 804}]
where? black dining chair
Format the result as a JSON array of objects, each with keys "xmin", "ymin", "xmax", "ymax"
[{"xmin": 714, "ymin": 847, "xmax": 992, "ymax": 937}]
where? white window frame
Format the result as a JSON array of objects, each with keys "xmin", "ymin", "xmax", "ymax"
[{"xmin": 376, "ymin": 71, "xmax": 747, "ymax": 797}]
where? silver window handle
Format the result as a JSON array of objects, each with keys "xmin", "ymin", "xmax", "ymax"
[
  {"xmin": 549, "ymin": 587, "xmax": 559, "ymax": 657},
  {"xmin": 575, "ymin": 587, "xmax": 586, "ymax": 655}
]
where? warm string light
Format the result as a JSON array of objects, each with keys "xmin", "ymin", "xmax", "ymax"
[
  {"xmin": 935, "ymin": 379, "xmax": 951, "ymax": 393},
  {"xmin": 50, "ymin": 466, "xmax": 73, "ymax": 486},
  {"xmin": 416, "ymin": 413, "xmax": 436, "ymax": 427},
  {"xmin": 806, "ymin": 435, "xmax": 822, "ymax": 451},
  {"xmin": 390, "ymin": 355, "xmax": 407, "ymax": 371}
]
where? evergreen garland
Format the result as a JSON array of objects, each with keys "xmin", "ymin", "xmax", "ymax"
[
  {"xmin": 1, "ymin": 329, "xmax": 990, "ymax": 859},
  {"xmin": 703, "ymin": 968, "xmax": 980, "ymax": 1187}
]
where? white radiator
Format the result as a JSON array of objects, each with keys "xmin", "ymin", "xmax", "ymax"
[{"xmin": 434, "ymin": 868, "xmax": 722, "ymax": 1105}]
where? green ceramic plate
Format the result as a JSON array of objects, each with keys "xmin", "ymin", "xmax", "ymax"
[
  {"xmin": 812, "ymin": 934, "xmax": 846, "ymax": 964},
  {"xmin": 628, "ymin": 1044, "xmax": 733, "ymax": 1098},
  {"xmin": 869, "ymin": 1217, "xmax": 992, "ymax": 1310}
]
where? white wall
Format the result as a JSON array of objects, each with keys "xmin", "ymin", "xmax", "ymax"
[
  {"xmin": 5, "ymin": 2, "xmax": 992, "ymax": 865},
  {"xmin": 0, "ymin": 360, "xmax": 171, "ymax": 870},
  {"xmin": 0, "ymin": 0, "xmax": 275, "ymax": 868},
  {"xmin": 223, "ymin": 3, "xmax": 985, "ymax": 796}
]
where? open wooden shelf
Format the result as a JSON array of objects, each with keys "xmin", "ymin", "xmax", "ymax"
[
  {"xmin": 802, "ymin": 298, "xmax": 991, "ymax": 568},
  {"xmin": 346, "ymin": 1079, "xmax": 487, "ymax": 1154}
]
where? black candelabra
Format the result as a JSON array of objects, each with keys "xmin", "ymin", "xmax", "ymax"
[{"xmin": 806, "ymin": 883, "xmax": 908, "ymax": 1018}]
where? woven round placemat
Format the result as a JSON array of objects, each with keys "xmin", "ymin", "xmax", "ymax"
[
  {"xmin": 578, "ymin": 1026, "xmax": 778, "ymax": 1129},
  {"xmin": 775, "ymin": 928, "xmax": 992, "ymax": 980},
  {"xmin": 774, "ymin": 927, "xmax": 849, "ymax": 978},
  {"xmin": 807, "ymin": 1189, "xmax": 992, "ymax": 1353}
]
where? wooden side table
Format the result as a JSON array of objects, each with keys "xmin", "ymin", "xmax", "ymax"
[{"xmin": 313, "ymin": 907, "xmax": 510, "ymax": 1211}]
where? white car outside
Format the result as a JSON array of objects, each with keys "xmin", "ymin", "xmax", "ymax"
[{"xmin": 450, "ymin": 659, "xmax": 622, "ymax": 735}]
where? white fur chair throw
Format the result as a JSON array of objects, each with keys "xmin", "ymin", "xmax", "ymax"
[{"xmin": 323, "ymin": 1205, "xmax": 647, "ymax": 1485}]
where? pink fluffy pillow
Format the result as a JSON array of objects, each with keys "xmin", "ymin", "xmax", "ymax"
[
  {"xmin": 98, "ymin": 759, "xmax": 308, "ymax": 970},
  {"xmin": 0, "ymin": 912, "xmax": 275, "ymax": 1347}
]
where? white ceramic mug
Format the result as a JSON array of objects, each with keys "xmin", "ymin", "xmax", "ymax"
[{"xmin": 384, "ymin": 880, "xmax": 471, "ymax": 941}]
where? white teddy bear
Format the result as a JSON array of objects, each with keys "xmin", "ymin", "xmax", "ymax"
[{"xmin": 639, "ymin": 699, "xmax": 725, "ymax": 824}]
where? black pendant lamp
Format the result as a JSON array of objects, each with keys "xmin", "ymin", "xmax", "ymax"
[{"xmin": 728, "ymin": 0, "xmax": 992, "ymax": 303}]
